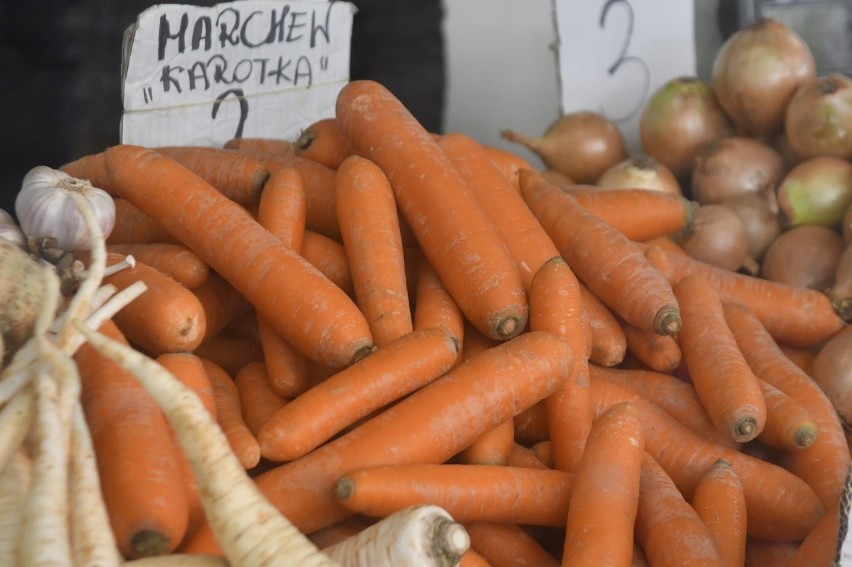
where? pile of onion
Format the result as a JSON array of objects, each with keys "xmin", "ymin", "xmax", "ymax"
[
  {"xmin": 690, "ymin": 137, "xmax": 787, "ymax": 205},
  {"xmin": 760, "ymin": 225, "xmax": 846, "ymax": 291},
  {"xmin": 776, "ymin": 156, "xmax": 852, "ymax": 228},
  {"xmin": 500, "ymin": 111, "xmax": 625, "ymax": 184},
  {"xmin": 596, "ymin": 153, "xmax": 682, "ymax": 195},
  {"xmin": 675, "ymin": 203, "xmax": 750, "ymax": 272},
  {"xmin": 811, "ymin": 327, "xmax": 852, "ymax": 427},
  {"xmin": 639, "ymin": 76, "xmax": 733, "ymax": 179},
  {"xmin": 785, "ymin": 73, "xmax": 852, "ymax": 160},
  {"xmin": 827, "ymin": 242, "xmax": 852, "ymax": 321},
  {"xmin": 720, "ymin": 192, "xmax": 782, "ymax": 268},
  {"xmin": 711, "ymin": 18, "xmax": 816, "ymax": 138}
]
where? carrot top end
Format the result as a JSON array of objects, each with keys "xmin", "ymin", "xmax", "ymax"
[{"xmin": 654, "ymin": 306, "xmax": 682, "ymax": 336}]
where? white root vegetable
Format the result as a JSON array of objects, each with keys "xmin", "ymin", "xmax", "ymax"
[
  {"xmin": 122, "ymin": 555, "xmax": 231, "ymax": 567},
  {"xmin": 74, "ymin": 322, "xmax": 340, "ymax": 567},
  {"xmin": 0, "ymin": 449, "xmax": 32, "ymax": 561},
  {"xmin": 323, "ymin": 505, "xmax": 470, "ymax": 567},
  {"xmin": 0, "ymin": 385, "xmax": 34, "ymax": 473}
]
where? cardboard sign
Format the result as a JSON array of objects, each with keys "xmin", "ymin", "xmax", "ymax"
[
  {"xmin": 120, "ymin": 0, "xmax": 354, "ymax": 147},
  {"xmin": 553, "ymin": 0, "xmax": 696, "ymax": 150}
]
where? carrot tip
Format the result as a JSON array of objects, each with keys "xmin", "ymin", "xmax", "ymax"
[
  {"xmin": 130, "ymin": 529, "xmax": 172, "ymax": 558},
  {"xmin": 332, "ymin": 476, "xmax": 355, "ymax": 501},
  {"xmin": 654, "ymin": 306, "xmax": 682, "ymax": 336},
  {"xmin": 734, "ymin": 417, "xmax": 759, "ymax": 442},
  {"xmin": 793, "ymin": 424, "xmax": 818, "ymax": 449},
  {"xmin": 350, "ymin": 344, "xmax": 376, "ymax": 366},
  {"xmin": 493, "ymin": 314, "xmax": 527, "ymax": 341}
]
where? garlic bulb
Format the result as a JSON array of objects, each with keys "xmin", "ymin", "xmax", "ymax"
[
  {"xmin": 15, "ymin": 165, "xmax": 115, "ymax": 251},
  {"xmin": 0, "ymin": 209, "xmax": 26, "ymax": 249}
]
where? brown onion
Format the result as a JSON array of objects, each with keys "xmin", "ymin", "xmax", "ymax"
[
  {"xmin": 720, "ymin": 192, "xmax": 781, "ymax": 264},
  {"xmin": 639, "ymin": 77, "xmax": 733, "ymax": 179},
  {"xmin": 500, "ymin": 112, "xmax": 626, "ymax": 183},
  {"xmin": 691, "ymin": 137, "xmax": 787, "ymax": 204},
  {"xmin": 785, "ymin": 74, "xmax": 852, "ymax": 160},
  {"xmin": 711, "ymin": 18, "xmax": 816, "ymax": 138},
  {"xmin": 826, "ymin": 242, "xmax": 852, "ymax": 321},
  {"xmin": 760, "ymin": 225, "xmax": 845, "ymax": 290},
  {"xmin": 811, "ymin": 327, "xmax": 852, "ymax": 426},
  {"xmin": 596, "ymin": 153, "xmax": 682, "ymax": 195},
  {"xmin": 845, "ymin": 204, "xmax": 852, "ymax": 244},
  {"xmin": 676, "ymin": 203, "xmax": 750, "ymax": 272},
  {"xmin": 776, "ymin": 156, "xmax": 852, "ymax": 228}
]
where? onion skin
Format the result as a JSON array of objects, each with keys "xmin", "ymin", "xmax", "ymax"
[
  {"xmin": 500, "ymin": 111, "xmax": 625, "ymax": 184},
  {"xmin": 691, "ymin": 137, "xmax": 787, "ymax": 205},
  {"xmin": 760, "ymin": 225, "xmax": 846, "ymax": 291},
  {"xmin": 827, "ymin": 242, "xmax": 852, "ymax": 321},
  {"xmin": 811, "ymin": 328, "xmax": 852, "ymax": 426},
  {"xmin": 785, "ymin": 74, "xmax": 852, "ymax": 160},
  {"xmin": 675, "ymin": 203, "xmax": 750, "ymax": 272},
  {"xmin": 776, "ymin": 156, "xmax": 852, "ymax": 229},
  {"xmin": 639, "ymin": 77, "xmax": 733, "ymax": 179},
  {"xmin": 845, "ymin": 204, "xmax": 852, "ymax": 244},
  {"xmin": 711, "ymin": 18, "xmax": 816, "ymax": 138},
  {"xmin": 596, "ymin": 153, "xmax": 682, "ymax": 195},
  {"xmin": 721, "ymin": 192, "xmax": 781, "ymax": 263}
]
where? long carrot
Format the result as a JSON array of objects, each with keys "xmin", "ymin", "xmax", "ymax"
[
  {"xmin": 183, "ymin": 330, "xmax": 574, "ymax": 552},
  {"xmin": 562, "ymin": 402, "xmax": 644, "ymax": 567},
  {"xmin": 60, "ymin": 151, "xmax": 113, "ymax": 195},
  {"xmin": 75, "ymin": 320, "xmax": 189, "ymax": 558},
  {"xmin": 411, "ymin": 248, "xmax": 465, "ymax": 353},
  {"xmin": 723, "ymin": 301, "xmax": 852, "ymax": 509},
  {"xmin": 104, "ymin": 144, "xmax": 373, "ymax": 368},
  {"xmin": 456, "ymin": 417, "xmax": 515, "ymax": 466},
  {"xmin": 645, "ymin": 244, "xmax": 847, "ymax": 347},
  {"xmin": 190, "ymin": 272, "xmax": 252, "ymax": 343},
  {"xmin": 106, "ymin": 243, "xmax": 210, "ymax": 289},
  {"xmin": 257, "ymin": 314, "xmax": 310, "ymax": 398},
  {"xmin": 513, "ymin": 401, "xmax": 549, "ymax": 446},
  {"xmin": 507, "ymin": 442, "xmax": 550, "ymax": 470},
  {"xmin": 107, "ymin": 198, "xmax": 179, "ymax": 245},
  {"xmin": 223, "ymin": 137, "xmax": 293, "ymax": 155},
  {"xmin": 755, "ymin": 377, "xmax": 817, "ymax": 451},
  {"xmin": 635, "ymin": 453, "xmax": 726, "ymax": 567},
  {"xmin": 579, "ymin": 281, "xmax": 625, "ymax": 366},
  {"xmin": 567, "ymin": 186, "xmax": 696, "ymax": 242},
  {"xmin": 193, "ymin": 334, "xmax": 263, "ymax": 379},
  {"xmin": 480, "ymin": 143, "xmax": 534, "ymax": 189},
  {"xmin": 258, "ymin": 328, "xmax": 459, "ymax": 462},
  {"xmin": 234, "ymin": 361, "xmax": 288, "ymax": 436},
  {"xmin": 294, "ymin": 117, "xmax": 355, "ymax": 170},
  {"xmin": 464, "ymin": 522, "xmax": 560, "ymax": 567},
  {"xmin": 620, "ymin": 319, "xmax": 682, "ymax": 373},
  {"xmin": 520, "ymin": 168, "xmax": 681, "ymax": 336},
  {"xmin": 744, "ymin": 538, "xmax": 798, "ymax": 567},
  {"xmin": 785, "ymin": 494, "xmax": 843, "ymax": 567},
  {"xmin": 693, "ymin": 459, "xmax": 747, "ymax": 567},
  {"xmin": 437, "ymin": 132, "xmax": 561, "ymax": 289},
  {"xmin": 300, "ymin": 229, "xmax": 355, "ymax": 297},
  {"xmin": 336, "ymin": 155, "xmax": 413, "ymax": 346},
  {"xmin": 675, "ymin": 273, "xmax": 767, "ymax": 443},
  {"xmin": 333, "ymin": 463, "xmax": 574, "ymax": 527},
  {"xmin": 335, "ymin": 80, "xmax": 528, "ymax": 341},
  {"xmin": 201, "ymin": 359, "xmax": 260, "ymax": 470},
  {"xmin": 589, "ymin": 379, "xmax": 825, "ymax": 541},
  {"xmin": 256, "ymin": 166, "xmax": 306, "ymax": 251}
]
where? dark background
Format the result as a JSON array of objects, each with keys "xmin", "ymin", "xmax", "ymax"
[{"xmin": 0, "ymin": 0, "xmax": 445, "ymax": 217}]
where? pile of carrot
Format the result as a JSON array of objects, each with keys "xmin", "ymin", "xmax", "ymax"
[{"xmin": 8, "ymin": 78, "xmax": 851, "ymax": 566}]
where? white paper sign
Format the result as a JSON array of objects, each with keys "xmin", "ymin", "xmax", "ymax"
[
  {"xmin": 120, "ymin": 0, "xmax": 354, "ymax": 147},
  {"xmin": 553, "ymin": 0, "xmax": 696, "ymax": 151}
]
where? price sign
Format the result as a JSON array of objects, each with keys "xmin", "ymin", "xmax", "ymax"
[
  {"xmin": 553, "ymin": 0, "xmax": 696, "ymax": 151},
  {"xmin": 120, "ymin": 0, "xmax": 354, "ymax": 148}
]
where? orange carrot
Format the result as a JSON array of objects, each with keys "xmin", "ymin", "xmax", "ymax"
[
  {"xmin": 94, "ymin": 253, "xmax": 207, "ymax": 355},
  {"xmin": 220, "ymin": 309, "xmax": 260, "ymax": 342},
  {"xmin": 294, "ymin": 117, "xmax": 355, "ymax": 169},
  {"xmin": 723, "ymin": 301, "xmax": 852, "ymax": 509},
  {"xmin": 507, "ymin": 442, "xmax": 550, "ymax": 470},
  {"xmin": 744, "ymin": 538, "xmax": 798, "ymax": 567},
  {"xmin": 567, "ymin": 186, "xmax": 696, "ymax": 241},
  {"xmin": 104, "ymin": 144, "xmax": 373, "ymax": 368},
  {"xmin": 223, "ymin": 137, "xmax": 293, "ymax": 155},
  {"xmin": 193, "ymin": 335, "xmax": 264, "ymax": 379},
  {"xmin": 307, "ymin": 517, "xmax": 369, "ymax": 550},
  {"xmin": 457, "ymin": 416, "xmax": 515, "ymax": 466},
  {"xmin": 528, "ymin": 256, "xmax": 591, "ymax": 472},
  {"xmin": 201, "ymin": 359, "xmax": 260, "ymax": 470},
  {"xmin": 464, "ymin": 522, "xmax": 560, "ymax": 567},
  {"xmin": 562, "ymin": 402, "xmax": 644, "ymax": 567},
  {"xmin": 480, "ymin": 143, "xmax": 534, "ymax": 189},
  {"xmin": 778, "ymin": 343, "xmax": 817, "ymax": 375},
  {"xmin": 513, "ymin": 401, "xmax": 550, "ymax": 446},
  {"xmin": 233, "ymin": 361, "xmax": 288, "ymax": 436},
  {"xmin": 755, "ymin": 377, "xmax": 818, "ymax": 451},
  {"xmin": 75, "ymin": 320, "xmax": 189, "ymax": 558},
  {"xmin": 784, "ymin": 495, "xmax": 843, "ymax": 567},
  {"xmin": 256, "ymin": 166, "xmax": 306, "ymax": 251},
  {"xmin": 333, "ymin": 463, "xmax": 574, "ymax": 527},
  {"xmin": 642, "ymin": 235, "xmax": 690, "ymax": 257},
  {"xmin": 257, "ymin": 328, "xmax": 459, "ymax": 462},
  {"xmin": 692, "ymin": 459, "xmax": 747, "ymax": 567},
  {"xmin": 411, "ymin": 248, "xmax": 465, "ymax": 353},
  {"xmin": 154, "ymin": 146, "xmax": 270, "ymax": 205},
  {"xmin": 106, "ymin": 243, "xmax": 210, "ymax": 289},
  {"xmin": 335, "ymin": 79, "xmax": 528, "ymax": 341},
  {"xmin": 530, "ymin": 440, "xmax": 554, "ymax": 468},
  {"xmin": 257, "ymin": 314, "xmax": 309, "ymax": 399},
  {"xmin": 620, "ymin": 319, "xmax": 682, "ymax": 373},
  {"xmin": 336, "ymin": 155, "xmax": 413, "ymax": 346},
  {"xmin": 589, "ymin": 379, "xmax": 825, "ymax": 541},
  {"xmin": 645, "ymin": 244, "xmax": 847, "ymax": 348},
  {"xmin": 60, "ymin": 151, "xmax": 113, "ymax": 195},
  {"xmin": 190, "ymin": 271, "xmax": 253, "ymax": 342},
  {"xmin": 520, "ymin": 168, "xmax": 681, "ymax": 336},
  {"xmin": 300, "ymin": 229, "xmax": 355, "ymax": 297},
  {"xmin": 458, "ymin": 549, "xmax": 495, "ymax": 567},
  {"xmin": 675, "ymin": 273, "xmax": 767, "ymax": 443},
  {"xmin": 635, "ymin": 453, "xmax": 726, "ymax": 567},
  {"xmin": 107, "ymin": 198, "xmax": 179, "ymax": 245},
  {"xmin": 579, "ymin": 281, "xmax": 625, "ymax": 366},
  {"xmin": 437, "ymin": 132, "xmax": 561, "ymax": 289}
]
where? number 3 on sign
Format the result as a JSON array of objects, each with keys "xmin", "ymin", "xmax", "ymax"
[{"xmin": 553, "ymin": 0, "xmax": 696, "ymax": 149}]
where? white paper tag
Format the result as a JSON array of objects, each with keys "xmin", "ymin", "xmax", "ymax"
[
  {"xmin": 553, "ymin": 0, "xmax": 696, "ymax": 151},
  {"xmin": 120, "ymin": 0, "xmax": 354, "ymax": 148}
]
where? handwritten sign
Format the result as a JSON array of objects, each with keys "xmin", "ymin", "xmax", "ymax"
[
  {"xmin": 120, "ymin": 0, "xmax": 354, "ymax": 147},
  {"xmin": 553, "ymin": 0, "xmax": 696, "ymax": 151}
]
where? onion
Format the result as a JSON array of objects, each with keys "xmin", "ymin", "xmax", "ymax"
[
  {"xmin": 760, "ymin": 225, "xmax": 845, "ymax": 290},
  {"xmin": 776, "ymin": 156, "xmax": 852, "ymax": 228},
  {"xmin": 639, "ymin": 76, "xmax": 733, "ymax": 179},
  {"xmin": 675, "ymin": 203, "xmax": 750, "ymax": 272},
  {"xmin": 785, "ymin": 74, "xmax": 852, "ymax": 160},
  {"xmin": 711, "ymin": 18, "xmax": 816, "ymax": 138},
  {"xmin": 596, "ymin": 153, "xmax": 682, "ymax": 195},
  {"xmin": 811, "ymin": 327, "xmax": 852, "ymax": 426},
  {"xmin": 720, "ymin": 192, "xmax": 781, "ymax": 264},
  {"xmin": 826, "ymin": 242, "xmax": 852, "ymax": 321},
  {"xmin": 690, "ymin": 137, "xmax": 787, "ymax": 204},
  {"xmin": 500, "ymin": 111, "xmax": 625, "ymax": 184},
  {"xmin": 845, "ymin": 203, "xmax": 852, "ymax": 244}
]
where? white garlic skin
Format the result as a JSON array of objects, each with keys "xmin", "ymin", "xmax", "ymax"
[
  {"xmin": 15, "ymin": 165, "xmax": 115, "ymax": 251},
  {"xmin": 0, "ymin": 209, "xmax": 26, "ymax": 249}
]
